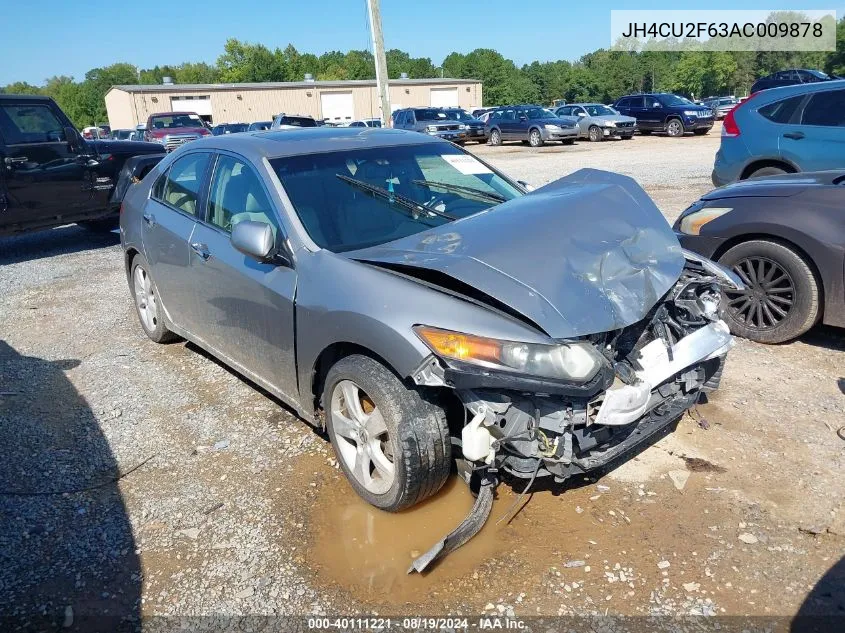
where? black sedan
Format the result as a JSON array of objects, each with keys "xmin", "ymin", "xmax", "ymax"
[{"xmin": 674, "ymin": 171, "xmax": 845, "ymax": 343}]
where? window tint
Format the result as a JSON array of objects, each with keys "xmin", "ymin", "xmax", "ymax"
[
  {"xmin": 616, "ymin": 98, "xmax": 629, "ymax": 108},
  {"xmin": 0, "ymin": 104, "xmax": 65, "ymax": 144},
  {"xmin": 500, "ymin": 109, "xmax": 516, "ymax": 121},
  {"xmin": 557, "ymin": 107, "xmax": 571, "ymax": 116},
  {"xmin": 628, "ymin": 96, "xmax": 645, "ymax": 108},
  {"xmin": 207, "ymin": 155, "xmax": 277, "ymax": 235},
  {"xmin": 157, "ymin": 153, "xmax": 210, "ymax": 215},
  {"xmin": 801, "ymin": 90, "xmax": 845, "ymax": 127},
  {"xmin": 758, "ymin": 95, "xmax": 804, "ymax": 124}
]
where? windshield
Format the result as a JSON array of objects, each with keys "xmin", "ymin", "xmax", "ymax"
[
  {"xmin": 414, "ymin": 108, "xmax": 450, "ymax": 122},
  {"xmin": 150, "ymin": 114, "xmax": 203, "ymax": 129},
  {"xmin": 444, "ymin": 110, "xmax": 474, "ymax": 121},
  {"xmin": 658, "ymin": 94, "xmax": 694, "ymax": 107},
  {"xmin": 271, "ymin": 144, "xmax": 523, "ymax": 252},
  {"xmin": 525, "ymin": 107, "xmax": 556, "ymax": 119},
  {"xmin": 584, "ymin": 104, "xmax": 615, "ymax": 116}
]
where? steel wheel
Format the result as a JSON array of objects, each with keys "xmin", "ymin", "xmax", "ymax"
[
  {"xmin": 725, "ymin": 256, "xmax": 795, "ymax": 330},
  {"xmin": 330, "ymin": 379, "xmax": 395, "ymax": 495},
  {"xmin": 666, "ymin": 119, "xmax": 683, "ymax": 137},
  {"xmin": 133, "ymin": 264, "xmax": 159, "ymax": 332},
  {"xmin": 529, "ymin": 129, "xmax": 542, "ymax": 147}
]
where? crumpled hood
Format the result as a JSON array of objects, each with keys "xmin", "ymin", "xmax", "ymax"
[{"xmin": 349, "ymin": 169, "xmax": 685, "ymax": 339}]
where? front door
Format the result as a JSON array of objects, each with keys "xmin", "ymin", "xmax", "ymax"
[
  {"xmin": 142, "ymin": 151, "xmax": 211, "ymax": 330},
  {"xmin": 0, "ymin": 101, "xmax": 93, "ymax": 230},
  {"xmin": 189, "ymin": 153, "xmax": 298, "ymax": 401},
  {"xmin": 639, "ymin": 97, "xmax": 664, "ymax": 131}
]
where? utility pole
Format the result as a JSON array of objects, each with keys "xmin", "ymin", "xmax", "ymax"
[{"xmin": 366, "ymin": 0, "xmax": 391, "ymax": 125}]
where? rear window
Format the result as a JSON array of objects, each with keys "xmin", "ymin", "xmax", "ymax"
[
  {"xmin": 800, "ymin": 90, "xmax": 845, "ymax": 127},
  {"xmin": 758, "ymin": 95, "xmax": 804, "ymax": 124},
  {"xmin": 279, "ymin": 116, "xmax": 317, "ymax": 127}
]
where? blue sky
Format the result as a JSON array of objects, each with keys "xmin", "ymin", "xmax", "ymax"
[{"xmin": 1, "ymin": 1, "xmax": 841, "ymax": 85}]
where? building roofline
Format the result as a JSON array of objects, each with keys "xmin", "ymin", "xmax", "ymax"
[{"xmin": 109, "ymin": 78, "xmax": 480, "ymax": 94}]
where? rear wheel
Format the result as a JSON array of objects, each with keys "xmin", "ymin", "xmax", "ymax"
[
  {"xmin": 588, "ymin": 125, "xmax": 603, "ymax": 142},
  {"xmin": 323, "ymin": 354, "xmax": 452, "ymax": 511},
  {"xmin": 528, "ymin": 128, "xmax": 544, "ymax": 147},
  {"xmin": 719, "ymin": 240, "xmax": 819, "ymax": 344},
  {"xmin": 666, "ymin": 118, "xmax": 684, "ymax": 137},
  {"xmin": 489, "ymin": 129, "xmax": 502, "ymax": 146},
  {"xmin": 747, "ymin": 166, "xmax": 788, "ymax": 179},
  {"xmin": 129, "ymin": 254, "xmax": 178, "ymax": 344}
]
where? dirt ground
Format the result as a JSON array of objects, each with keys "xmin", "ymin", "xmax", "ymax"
[{"xmin": 1, "ymin": 127, "xmax": 843, "ymax": 631}]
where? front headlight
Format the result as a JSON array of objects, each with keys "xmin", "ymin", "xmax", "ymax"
[
  {"xmin": 414, "ymin": 326, "xmax": 603, "ymax": 382},
  {"xmin": 683, "ymin": 110, "xmax": 700, "ymax": 117},
  {"xmin": 543, "ymin": 124, "xmax": 561, "ymax": 131},
  {"xmin": 605, "ymin": 121, "xmax": 616, "ymax": 127},
  {"xmin": 426, "ymin": 125, "xmax": 438, "ymax": 133},
  {"xmin": 679, "ymin": 206, "xmax": 733, "ymax": 235},
  {"xmin": 458, "ymin": 124, "xmax": 468, "ymax": 130}
]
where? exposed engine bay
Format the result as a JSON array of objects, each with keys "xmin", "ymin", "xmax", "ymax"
[{"xmin": 408, "ymin": 253, "xmax": 739, "ymax": 572}]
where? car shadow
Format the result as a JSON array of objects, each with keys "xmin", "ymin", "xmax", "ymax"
[
  {"xmin": 0, "ymin": 341, "xmax": 141, "ymax": 631},
  {"xmin": 0, "ymin": 225, "xmax": 119, "ymax": 266},
  {"xmin": 796, "ymin": 325, "xmax": 845, "ymax": 352},
  {"xmin": 791, "ymin": 554, "xmax": 845, "ymax": 632}
]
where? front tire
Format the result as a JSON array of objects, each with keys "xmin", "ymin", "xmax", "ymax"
[
  {"xmin": 528, "ymin": 128, "xmax": 544, "ymax": 147},
  {"xmin": 129, "ymin": 254, "xmax": 178, "ymax": 344},
  {"xmin": 588, "ymin": 126, "xmax": 603, "ymax": 142},
  {"xmin": 718, "ymin": 240, "xmax": 820, "ymax": 344},
  {"xmin": 489, "ymin": 128, "xmax": 502, "ymax": 146},
  {"xmin": 666, "ymin": 118, "xmax": 684, "ymax": 137},
  {"xmin": 323, "ymin": 355, "xmax": 452, "ymax": 512}
]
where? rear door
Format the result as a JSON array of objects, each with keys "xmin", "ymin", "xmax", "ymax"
[
  {"xmin": 188, "ymin": 152, "xmax": 298, "ymax": 400},
  {"xmin": 782, "ymin": 88, "xmax": 845, "ymax": 172},
  {"xmin": 142, "ymin": 151, "xmax": 211, "ymax": 330},
  {"xmin": 499, "ymin": 108, "xmax": 518, "ymax": 139},
  {"xmin": 0, "ymin": 100, "xmax": 93, "ymax": 230}
]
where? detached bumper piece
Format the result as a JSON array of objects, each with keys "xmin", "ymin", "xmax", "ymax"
[{"xmin": 408, "ymin": 473, "xmax": 496, "ymax": 574}]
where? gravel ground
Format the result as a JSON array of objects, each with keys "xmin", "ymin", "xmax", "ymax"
[{"xmin": 1, "ymin": 128, "xmax": 843, "ymax": 631}]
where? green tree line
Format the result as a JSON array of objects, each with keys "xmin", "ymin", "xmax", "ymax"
[{"xmin": 3, "ymin": 18, "xmax": 843, "ymax": 129}]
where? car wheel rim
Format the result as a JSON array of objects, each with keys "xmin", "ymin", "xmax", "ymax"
[
  {"xmin": 668, "ymin": 121, "xmax": 681, "ymax": 135},
  {"xmin": 530, "ymin": 131, "xmax": 540, "ymax": 145},
  {"xmin": 491, "ymin": 131, "xmax": 500, "ymax": 144},
  {"xmin": 725, "ymin": 256, "xmax": 795, "ymax": 330},
  {"xmin": 133, "ymin": 266, "xmax": 158, "ymax": 332},
  {"xmin": 590, "ymin": 127, "xmax": 599, "ymax": 141},
  {"xmin": 330, "ymin": 380, "xmax": 395, "ymax": 495}
]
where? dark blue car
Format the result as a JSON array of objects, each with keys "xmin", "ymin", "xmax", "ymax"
[{"xmin": 613, "ymin": 93, "xmax": 714, "ymax": 137}]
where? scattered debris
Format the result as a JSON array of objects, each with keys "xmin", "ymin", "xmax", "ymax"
[
  {"xmin": 657, "ymin": 560, "xmax": 671, "ymax": 569},
  {"xmin": 214, "ymin": 439, "xmax": 230, "ymax": 451},
  {"xmin": 683, "ymin": 582, "xmax": 700, "ymax": 593},
  {"xmin": 668, "ymin": 470, "xmax": 690, "ymax": 491},
  {"xmin": 738, "ymin": 533, "xmax": 758, "ymax": 544},
  {"xmin": 564, "ymin": 560, "xmax": 585, "ymax": 568},
  {"xmin": 177, "ymin": 528, "xmax": 200, "ymax": 540}
]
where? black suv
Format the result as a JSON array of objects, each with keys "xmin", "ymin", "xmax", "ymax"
[
  {"xmin": 613, "ymin": 93, "xmax": 714, "ymax": 137},
  {"xmin": 0, "ymin": 95, "xmax": 164, "ymax": 236},
  {"xmin": 750, "ymin": 69, "xmax": 835, "ymax": 94}
]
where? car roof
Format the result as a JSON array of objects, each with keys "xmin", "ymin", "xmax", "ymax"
[
  {"xmin": 149, "ymin": 111, "xmax": 197, "ymax": 117},
  {"xmin": 180, "ymin": 127, "xmax": 448, "ymax": 160},
  {"xmin": 753, "ymin": 78, "xmax": 845, "ymax": 99},
  {"xmin": 0, "ymin": 94, "xmax": 53, "ymax": 102}
]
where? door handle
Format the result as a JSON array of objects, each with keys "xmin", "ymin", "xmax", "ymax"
[
  {"xmin": 142, "ymin": 212, "xmax": 157, "ymax": 227},
  {"xmin": 190, "ymin": 242, "xmax": 211, "ymax": 261},
  {"xmin": 4, "ymin": 156, "xmax": 27, "ymax": 166},
  {"xmin": 783, "ymin": 131, "xmax": 805, "ymax": 140}
]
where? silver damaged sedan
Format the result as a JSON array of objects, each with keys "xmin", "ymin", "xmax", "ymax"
[{"xmin": 120, "ymin": 128, "xmax": 739, "ymax": 571}]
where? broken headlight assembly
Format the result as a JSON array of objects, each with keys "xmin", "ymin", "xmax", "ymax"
[
  {"xmin": 414, "ymin": 326, "xmax": 604, "ymax": 382},
  {"xmin": 678, "ymin": 206, "xmax": 732, "ymax": 235}
]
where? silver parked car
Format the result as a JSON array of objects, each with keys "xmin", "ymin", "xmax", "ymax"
[
  {"xmin": 555, "ymin": 103, "xmax": 637, "ymax": 141},
  {"xmin": 121, "ymin": 128, "xmax": 737, "ymax": 571}
]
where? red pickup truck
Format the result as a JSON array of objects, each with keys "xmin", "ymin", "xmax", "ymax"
[{"xmin": 144, "ymin": 111, "xmax": 210, "ymax": 152}]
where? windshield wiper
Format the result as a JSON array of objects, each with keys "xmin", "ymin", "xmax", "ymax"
[
  {"xmin": 411, "ymin": 179, "xmax": 506, "ymax": 203},
  {"xmin": 336, "ymin": 174, "xmax": 457, "ymax": 221}
]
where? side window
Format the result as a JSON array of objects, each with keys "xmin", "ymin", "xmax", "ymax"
[
  {"xmin": 158, "ymin": 153, "xmax": 210, "ymax": 215},
  {"xmin": 801, "ymin": 90, "xmax": 845, "ymax": 127},
  {"xmin": 501, "ymin": 109, "xmax": 516, "ymax": 121},
  {"xmin": 758, "ymin": 95, "xmax": 804, "ymax": 124},
  {"xmin": 0, "ymin": 104, "xmax": 66, "ymax": 144},
  {"xmin": 629, "ymin": 96, "xmax": 645, "ymax": 108},
  {"xmin": 207, "ymin": 155, "xmax": 278, "ymax": 235},
  {"xmin": 557, "ymin": 107, "xmax": 570, "ymax": 116}
]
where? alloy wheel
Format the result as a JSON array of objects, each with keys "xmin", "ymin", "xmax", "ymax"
[
  {"xmin": 589, "ymin": 126, "xmax": 601, "ymax": 142},
  {"xmin": 725, "ymin": 256, "xmax": 795, "ymax": 330},
  {"xmin": 330, "ymin": 380, "xmax": 395, "ymax": 495},
  {"xmin": 667, "ymin": 120, "xmax": 682, "ymax": 136},
  {"xmin": 133, "ymin": 265, "xmax": 158, "ymax": 332},
  {"xmin": 529, "ymin": 130, "xmax": 541, "ymax": 146}
]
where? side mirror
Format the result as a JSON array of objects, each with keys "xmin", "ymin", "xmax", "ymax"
[
  {"xmin": 64, "ymin": 127, "xmax": 82, "ymax": 152},
  {"xmin": 519, "ymin": 115, "xmax": 527, "ymax": 121},
  {"xmin": 517, "ymin": 179, "xmax": 535, "ymax": 192},
  {"xmin": 652, "ymin": 102, "xmax": 662, "ymax": 109},
  {"xmin": 232, "ymin": 220, "xmax": 281, "ymax": 263}
]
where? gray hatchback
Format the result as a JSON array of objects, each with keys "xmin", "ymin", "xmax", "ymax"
[{"xmin": 121, "ymin": 128, "xmax": 736, "ymax": 571}]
